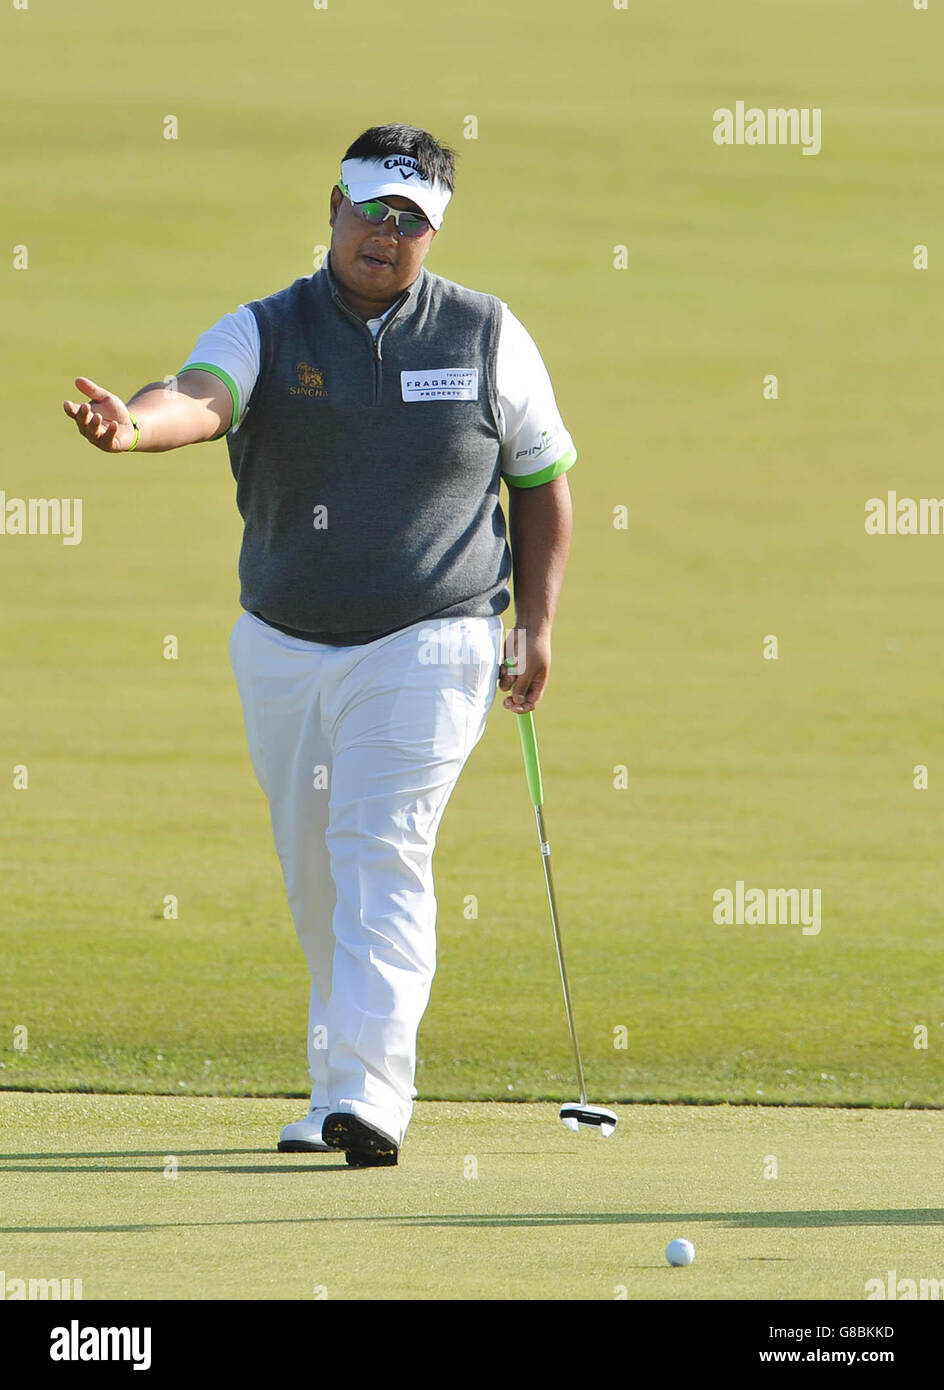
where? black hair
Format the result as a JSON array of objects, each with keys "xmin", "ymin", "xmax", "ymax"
[{"xmin": 342, "ymin": 123, "xmax": 457, "ymax": 193}]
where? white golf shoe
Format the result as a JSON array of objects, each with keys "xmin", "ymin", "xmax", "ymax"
[{"xmin": 278, "ymin": 1105, "xmax": 332, "ymax": 1153}]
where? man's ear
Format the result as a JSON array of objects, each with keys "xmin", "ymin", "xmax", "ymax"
[{"xmin": 329, "ymin": 186, "xmax": 341, "ymax": 226}]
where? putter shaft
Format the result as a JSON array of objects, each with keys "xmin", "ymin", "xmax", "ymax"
[{"xmin": 533, "ymin": 802, "xmax": 587, "ymax": 1108}]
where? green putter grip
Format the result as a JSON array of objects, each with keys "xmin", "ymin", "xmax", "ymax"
[{"xmin": 516, "ymin": 709, "xmax": 545, "ymax": 808}]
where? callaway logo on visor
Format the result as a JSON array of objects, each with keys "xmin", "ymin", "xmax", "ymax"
[{"xmin": 383, "ymin": 157, "xmax": 420, "ymax": 180}]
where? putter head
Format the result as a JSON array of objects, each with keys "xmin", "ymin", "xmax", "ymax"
[{"xmin": 560, "ymin": 1103, "xmax": 618, "ymax": 1138}]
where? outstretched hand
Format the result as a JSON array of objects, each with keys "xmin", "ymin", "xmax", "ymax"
[{"xmin": 63, "ymin": 377, "xmax": 136, "ymax": 452}]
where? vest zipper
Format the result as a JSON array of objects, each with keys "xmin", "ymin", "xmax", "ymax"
[
  {"xmin": 372, "ymin": 311, "xmax": 405, "ymax": 405},
  {"xmin": 372, "ymin": 333, "xmax": 382, "ymax": 406},
  {"xmin": 329, "ymin": 283, "xmax": 408, "ymax": 408}
]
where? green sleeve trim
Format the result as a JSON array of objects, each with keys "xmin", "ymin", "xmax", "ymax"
[
  {"xmin": 503, "ymin": 447, "xmax": 577, "ymax": 490},
  {"xmin": 177, "ymin": 363, "xmax": 241, "ymax": 435}
]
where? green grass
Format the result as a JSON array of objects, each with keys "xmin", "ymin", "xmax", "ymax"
[
  {"xmin": 2, "ymin": 1093, "xmax": 942, "ymax": 1300},
  {"xmin": 2, "ymin": 0, "xmax": 943, "ymax": 1106}
]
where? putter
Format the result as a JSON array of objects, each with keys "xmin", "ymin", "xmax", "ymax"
[{"xmin": 516, "ymin": 709, "xmax": 617, "ymax": 1138}]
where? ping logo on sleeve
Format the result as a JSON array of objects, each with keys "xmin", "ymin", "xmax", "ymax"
[{"xmin": 401, "ymin": 368, "xmax": 479, "ymax": 402}]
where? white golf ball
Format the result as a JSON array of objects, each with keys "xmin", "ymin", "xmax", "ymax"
[{"xmin": 665, "ymin": 1238, "xmax": 695, "ymax": 1267}]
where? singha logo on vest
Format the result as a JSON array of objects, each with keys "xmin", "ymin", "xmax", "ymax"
[{"xmin": 291, "ymin": 362, "xmax": 328, "ymax": 398}]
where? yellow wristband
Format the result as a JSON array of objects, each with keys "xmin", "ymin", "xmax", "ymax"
[{"xmin": 127, "ymin": 411, "xmax": 140, "ymax": 452}]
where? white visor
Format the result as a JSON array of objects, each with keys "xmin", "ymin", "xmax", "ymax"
[{"xmin": 339, "ymin": 156, "xmax": 452, "ymax": 230}]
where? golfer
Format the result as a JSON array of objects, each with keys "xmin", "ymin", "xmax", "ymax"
[{"xmin": 63, "ymin": 123, "xmax": 576, "ymax": 1167}]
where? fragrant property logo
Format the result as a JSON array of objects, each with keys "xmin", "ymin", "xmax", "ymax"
[
  {"xmin": 0, "ymin": 491, "xmax": 82, "ymax": 545},
  {"xmin": 713, "ymin": 102, "xmax": 822, "ymax": 156},
  {"xmin": 290, "ymin": 362, "xmax": 328, "ymax": 398},
  {"xmin": 401, "ymin": 368, "xmax": 478, "ymax": 402}
]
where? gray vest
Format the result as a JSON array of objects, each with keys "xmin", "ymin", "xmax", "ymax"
[{"xmin": 226, "ymin": 252, "xmax": 509, "ymax": 645}]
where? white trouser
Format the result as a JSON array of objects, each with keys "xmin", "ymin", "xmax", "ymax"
[{"xmin": 228, "ymin": 609, "xmax": 502, "ymax": 1145}]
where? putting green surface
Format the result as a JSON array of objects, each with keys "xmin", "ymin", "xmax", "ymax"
[
  {"xmin": 2, "ymin": 0, "xmax": 943, "ymax": 1107},
  {"xmin": 2, "ymin": 1093, "xmax": 942, "ymax": 1301}
]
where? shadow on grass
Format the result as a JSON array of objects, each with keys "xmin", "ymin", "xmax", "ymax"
[
  {"xmin": 0, "ymin": 1148, "xmax": 346, "ymax": 1175},
  {"xmin": 0, "ymin": 1147, "xmax": 592, "ymax": 1171},
  {"xmin": 0, "ymin": 1165, "xmax": 347, "ymax": 1174},
  {"xmin": 1, "ymin": 1209, "xmax": 942, "ymax": 1236},
  {"xmin": 0, "ymin": 1150, "xmax": 272, "ymax": 1160}
]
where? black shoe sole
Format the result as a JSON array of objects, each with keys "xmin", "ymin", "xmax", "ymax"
[
  {"xmin": 321, "ymin": 1113, "xmax": 399, "ymax": 1167},
  {"xmin": 276, "ymin": 1140, "xmax": 333, "ymax": 1153}
]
